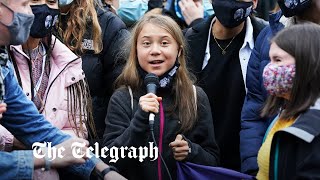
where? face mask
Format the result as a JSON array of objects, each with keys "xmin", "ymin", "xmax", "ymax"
[
  {"xmin": 117, "ymin": 0, "xmax": 148, "ymax": 26},
  {"xmin": 30, "ymin": 4, "xmax": 59, "ymax": 38},
  {"xmin": 263, "ymin": 63, "xmax": 296, "ymax": 97},
  {"xmin": 59, "ymin": 0, "xmax": 74, "ymax": 6},
  {"xmin": 175, "ymin": 0, "xmax": 214, "ymax": 21},
  {"xmin": 278, "ymin": 0, "xmax": 312, "ymax": 17},
  {"xmin": 212, "ymin": 0, "xmax": 253, "ymax": 28},
  {"xmin": 138, "ymin": 60, "xmax": 180, "ymax": 90},
  {"xmin": 203, "ymin": 0, "xmax": 215, "ymax": 18},
  {"xmin": 158, "ymin": 61, "xmax": 180, "ymax": 89},
  {"xmin": 0, "ymin": 3, "xmax": 34, "ymax": 45}
]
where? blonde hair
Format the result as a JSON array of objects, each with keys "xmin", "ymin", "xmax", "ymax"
[
  {"xmin": 59, "ymin": 0, "xmax": 102, "ymax": 54},
  {"xmin": 116, "ymin": 14, "xmax": 197, "ymax": 132}
]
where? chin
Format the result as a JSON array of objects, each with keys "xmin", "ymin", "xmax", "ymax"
[
  {"xmin": 152, "ymin": 73, "xmax": 163, "ymax": 77},
  {"xmin": 147, "ymin": 70, "xmax": 165, "ymax": 77}
]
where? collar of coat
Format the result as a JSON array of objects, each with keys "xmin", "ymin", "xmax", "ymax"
[{"xmin": 281, "ymin": 98, "xmax": 320, "ymax": 143}]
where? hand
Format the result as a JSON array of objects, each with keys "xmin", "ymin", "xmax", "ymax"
[
  {"xmin": 51, "ymin": 137, "xmax": 89, "ymax": 168},
  {"xmin": 139, "ymin": 93, "xmax": 162, "ymax": 114},
  {"xmin": 104, "ymin": 171, "xmax": 127, "ymax": 180},
  {"xmin": 0, "ymin": 103, "xmax": 7, "ymax": 119},
  {"xmin": 169, "ymin": 134, "xmax": 190, "ymax": 161},
  {"xmin": 178, "ymin": 0, "xmax": 204, "ymax": 25},
  {"xmin": 95, "ymin": 161, "xmax": 127, "ymax": 180}
]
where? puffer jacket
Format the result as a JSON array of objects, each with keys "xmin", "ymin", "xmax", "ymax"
[
  {"xmin": 240, "ymin": 10, "xmax": 291, "ymax": 174},
  {"xmin": 0, "ymin": 47, "xmax": 100, "ymax": 180},
  {"xmin": 1, "ymin": 36, "xmax": 89, "ymax": 179},
  {"xmin": 0, "ymin": 36, "xmax": 87, "ymax": 152}
]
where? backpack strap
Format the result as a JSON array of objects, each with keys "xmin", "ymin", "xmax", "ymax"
[
  {"xmin": 193, "ymin": 85, "xmax": 197, "ymax": 111},
  {"xmin": 127, "ymin": 86, "xmax": 133, "ymax": 111}
]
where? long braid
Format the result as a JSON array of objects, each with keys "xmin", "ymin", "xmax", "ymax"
[
  {"xmin": 67, "ymin": 78, "xmax": 97, "ymax": 139},
  {"xmin": 82, "ymin": 79, "xmax": 97, "ymax": 140}
]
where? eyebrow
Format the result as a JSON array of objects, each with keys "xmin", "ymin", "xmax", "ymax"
[
  {"xmin": 141, "ymin": 35, "xmax": 171, "ymax": 39},
  {"xmin": 270, "ymin": 55, "xmax": 280, "ymax": 59}
]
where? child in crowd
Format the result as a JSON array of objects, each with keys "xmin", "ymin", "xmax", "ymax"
[
  {"xmin": 257, "ymin": 23, "xmax": 320, "ymax": 179},
  {"xmin": 103, "ymin": 14, "xmax": 219, "ymax": 179}
]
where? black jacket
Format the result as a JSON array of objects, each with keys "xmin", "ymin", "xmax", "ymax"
[
  {"xmin": 269, "ymin": 107, "xmax": 320, "ymax": 179},
  {"xmin": 79, "ymin": 8, "xmax": 130, "ymax": 139},
  {"xmin": 103, "ymin": 86, "xmax": 219, "ymax": 180},
  {"xmin": 184, "ymin": 15, "xmax": 267, "ymax": 78},
  {"xmin": 184, "ymin": 15, "xmax": 267, "ymax": 171}
]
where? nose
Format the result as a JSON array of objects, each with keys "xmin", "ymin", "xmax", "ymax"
[{"xmin": 150, "ymin": 44, "xmax": 161, "ymax": 56}]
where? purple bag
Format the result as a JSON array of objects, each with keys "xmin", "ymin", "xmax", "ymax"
[{"xmin": 176, "ymin": 162, "xmax": 255, "ymax": 180}]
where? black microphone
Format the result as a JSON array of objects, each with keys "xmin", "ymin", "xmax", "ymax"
[
  {"xmin": 144, "ymin": 73, "xmax": 173, "ymax": 180},
  {"xmin": 144, "ymin": 73, "xmax": 159, "ymax": 128}
]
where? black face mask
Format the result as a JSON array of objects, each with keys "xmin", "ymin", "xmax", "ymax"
[
  {"xmin": 138, "ymin": 60, "xmax": 180, "ymax": 90},
  {"xmin": 278, "ymin": 0, "xmax": 312, "ymax": 17},
  {"xmin": 30, "ymin": 4, "xmax": 59, "ymax": 38},
  {"xmin": 212, "ymin": 0, "xmax": 253, "ymax": 28}
]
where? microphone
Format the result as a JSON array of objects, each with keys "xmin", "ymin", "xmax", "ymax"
[
  {"xmin": 144, "ymin": 73, "xmax": 173, "ymax": 180},
  {"xmin": 144, "ymin": 73, "xmax": 159, "ymax": 129}
]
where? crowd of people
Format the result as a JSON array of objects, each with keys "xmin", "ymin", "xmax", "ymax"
[{"xmin": 0, "ymin": 0, "xmax": 319, "ymax": 179}]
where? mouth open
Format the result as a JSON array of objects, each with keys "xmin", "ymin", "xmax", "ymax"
[{"xmin": 149, "ymin": 60, "xmax": 164, "ymax": 65}]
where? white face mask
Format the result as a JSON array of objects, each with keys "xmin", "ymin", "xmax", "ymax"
[{"xmin": 59, "ymin": 0, "xmax": 74, "ymax": 6}]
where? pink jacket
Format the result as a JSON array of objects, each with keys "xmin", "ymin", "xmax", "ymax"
[{"xmin": 0, "ymin": 36, "xmax": 89, "ymax": 180}]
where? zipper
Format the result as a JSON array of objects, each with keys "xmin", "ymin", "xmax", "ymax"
[
  {"xmin": 273, "ymin": 137, "xmax": 280, "ymax": 180},
  {"xmin": 42, "ymin": 57, "xmax": 81, "ymax": 106},
  {"xmin": 10, "ymin": 48, "xmax": 36, "ymax": 100},
  {"xmin": 12, "ymin": 47, "xmax": 82, "ymax": 105}
]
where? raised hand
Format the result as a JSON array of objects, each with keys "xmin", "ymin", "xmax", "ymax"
[{"xmin": 169, "ymin": 134, "xmax": 190, "ymax": 161}]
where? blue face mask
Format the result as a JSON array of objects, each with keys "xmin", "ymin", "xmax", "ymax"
[
  {"xmin": 203, "ymin": 0, "xmax": 215, "ymax": 17},
  {"xmin": 175, "ymin": 0, "xmax": 215, "ymax": 21},
  {"xmin": 117, "ymin": 0, "xmax": 148, "ymax": 26},
  {"xmin": 59, "ymin": 0, "xmax": 74, "ymax": 6},
  {"xmin": 0, "ymin": 3, "xmax": 35, "ymax": 45}
]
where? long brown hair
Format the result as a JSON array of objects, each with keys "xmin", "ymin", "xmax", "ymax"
[
  {"xmin": 116, "ymin": 14, "xmax": 197, "ymax": 132},
  {"xmin": 58, "ymin": 0, "xmax": 102, "ymax": 54},
  {"xmin": 262, "ymin": 23, "xmax": 320, "ymax": 119}
]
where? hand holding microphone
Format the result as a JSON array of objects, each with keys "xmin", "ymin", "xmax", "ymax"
[
  {"xmin": 139, "ymin": 94, "xmax": 162, "ymax": 114},
  {"xmin": 140, "ymin": 73, "xmax": 162, "ymax": 113},
  {"xmin": 141, "ymin": 73, "xmax": 161, "ymax": 128}
]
